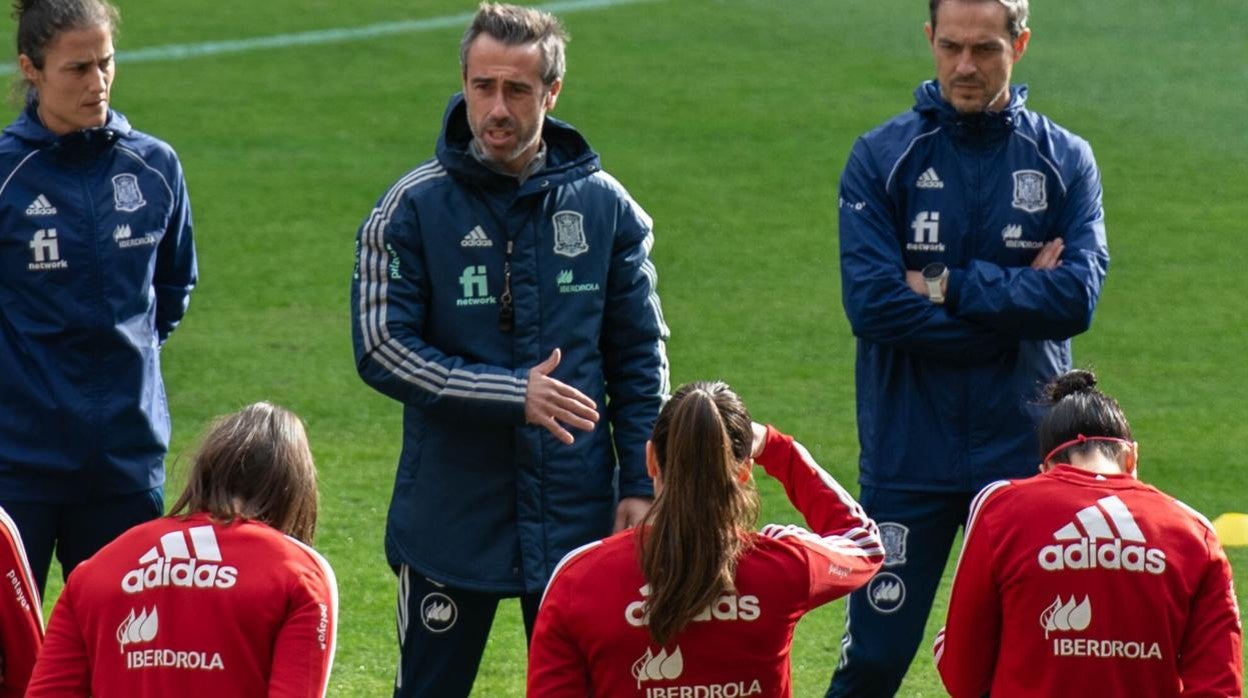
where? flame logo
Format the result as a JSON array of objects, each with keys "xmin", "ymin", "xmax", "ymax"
[
  {"xmin": 116, "ymin": 607, "xmax": 159, "ymax": 652},
  {"xmin": 425, "ymin": 602, "xmax": 453, "ymax": 623},
  {"xmin": 631, "ymin": 646, "xmax": 684, "ymax": 687},
  {"xmin": 1040, "ymin": 596, "xmax": 1092, "ymax": 638},
  {"xmin": 871, "ymin": 581, "xmax": 901, "ymax": 603}
]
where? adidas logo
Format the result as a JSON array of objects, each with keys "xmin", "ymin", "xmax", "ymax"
[
  {"xmin": 1037, "ymin": 495, "xmax": 1166, "ymax": 575},
  {"xmin": 460, "ymin": 225, "xmax": 493, "ymax": 248},
  {"xmin": 114, "ymin": 224, "xmax": 133, "ymax": 241},
  {"xmin": 916, "ymin": 167, "xmax": 944, "ymax": 189},
  {"xmin": 25, "ymin": 194, "xmax": 57, "ymax": 216},
  {"xmin": 1002, "ymin": 224, "xmax": 1023, "ymax": 240},
  {"xmin": 121, "ymin": 525, "xmax": 238, "ymax": 593},
  {"xmin": 117, "ymin": 607, "xmax": 159, "ymax": 649}
]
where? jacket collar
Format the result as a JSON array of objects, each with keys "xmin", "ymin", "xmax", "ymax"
[
  {"xmin": 1041, "ymin": 464, "xmax": 1144, "ymax": 490},
  {"xmin": 3, "ymin": 101, "xmax": 131, "ymax": 159},
  {"xmin": 435, "ymin": 92, "xmax": 601, "ymax": 195},
  {"xmin": 913, "ymin": 79, "xmax": 1027, "ymax": 144}
]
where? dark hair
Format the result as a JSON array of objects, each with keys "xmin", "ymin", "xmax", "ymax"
[
  {"xmin": 1038, "ymin": 369, "xmax": 1132, "ymax": 465},
  {"xmin": 639, "ymin": 381, "xmax": 760, "ymax": 646},
  {"xmin": 459, "ymin": 2, "xmax": 568, "ymax": 86},
  {"xmin": 929, "ymin": 0, "xmax": 1028, "ymax": 40},
  {"xmin": 12, "ymin": 0, "xmax": 118, "ymax": 89},
  {"xmin": 170, "ymin": 402, "xmax": 319, "ymax": 544}
]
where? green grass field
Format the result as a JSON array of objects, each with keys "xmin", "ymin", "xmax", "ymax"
[{"xmin": 7, "ymin": 0, "xmax": 1246, "ymax": 694}]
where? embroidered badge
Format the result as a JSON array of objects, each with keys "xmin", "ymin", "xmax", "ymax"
[
  {"xmin": 866, "ymin": 572, "xmax": 906, "ymax": 614},
  {"xmin": 552, "ymin": 210, "xmax": 588, "ymax": 258},
  {"xmin": 879, "ymin": 522, "xmax": 910, "ymax": 568},
  {"xmin": 1011, "ymin": 169, "xmax": 1047, "ymax": 213},
  {"xmin": 420, "ymin": 592, "xmax": 458, "ymax": 633},
  {"xmin": 112, "ymin": 173, "xmax": 146, "ymax": 213}
]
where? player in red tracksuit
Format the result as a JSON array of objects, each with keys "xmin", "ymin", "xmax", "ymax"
[
  {"xmin": 0, "ymin": 506, "xmax": 43, "ymax": 697},
  {"xmin": 27, "ymin": 402, "xmax": 338, "ymax": 698},
  {"xmin": 936, "ymin": 370, "xmax": 1243, "ymax": 698},
  {"xmin": 528, "ymin": 381, "xmax": 885, "ymax": 697}
]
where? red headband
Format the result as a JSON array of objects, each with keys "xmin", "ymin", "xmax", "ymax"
[{"xmin": 1043, "ymin": 433, "xmax": 1132, "ymax": 465}]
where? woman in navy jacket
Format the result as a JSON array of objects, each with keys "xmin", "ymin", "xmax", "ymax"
[{"xmin": 0, "ymin": 0, "xmax": 197, "ymax": 593}]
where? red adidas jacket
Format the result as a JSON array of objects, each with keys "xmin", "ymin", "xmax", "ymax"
[
  {"xmin": 27, "ymin": 514, "xmax": 337, "ymax": 697},
  {"xmin": 936, "ymin": 465, "xmax": 1242, "ymax": 697},
  {"xmin": 527, "ymin": 426, "xmax": 885, "ymax": 697},
  {"xmin": 0, "ymin": 507, "xmax": 43, "ymax": 697}
]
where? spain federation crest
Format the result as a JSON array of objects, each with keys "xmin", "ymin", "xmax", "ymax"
[
  {"xmin": 879, "ymin": 522, "xmax": 909, "ymax": 568},
  {"xmin": 1011, "ymin": 169, "xmax": 1047, "ymax": 213},
  {"xmin": 112, "ymin": 173, "xmax": 146, "ymax": 213},
  {"xmin": 552, "ymin": 210, "xmax": 588, "ymax": 258}
]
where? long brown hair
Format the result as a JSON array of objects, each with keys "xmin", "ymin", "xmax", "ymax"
[
  {"xmin": 639, "ymin": 381, "xmax": 760, "ymax": 646},
  {"xmin": 170, "ymin": 402, "xmax": 319, "ymax": 544}
]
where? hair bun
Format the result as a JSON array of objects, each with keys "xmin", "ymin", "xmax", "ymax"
[{"xmin": 1045, "ymin": 369, "xmax": 1098, "ymax": 402}]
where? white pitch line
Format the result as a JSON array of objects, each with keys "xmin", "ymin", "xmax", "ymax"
[{"xmin": 0, "ymin": 0, "xmax": 657, "ymax": 74}]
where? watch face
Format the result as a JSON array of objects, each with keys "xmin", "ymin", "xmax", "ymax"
[{"xmin": 922, "ymin": 262, "xmax": 947, "ymax": 281}]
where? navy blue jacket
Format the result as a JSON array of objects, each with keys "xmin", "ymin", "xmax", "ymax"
[
  {"xmin": 352, "ymin": 95, "xmax": 669, "ymax": 593},
  {"xmin": 0, "ymin": 105, "xmax": 197, "ymax": 501},
  {"xmin": 839, "ymin": 82, "xmax": 1108, "ymax": 493}
]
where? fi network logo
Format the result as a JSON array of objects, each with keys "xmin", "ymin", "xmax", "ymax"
[
  {"xmin": 28, "ymin": 229, "xmax": 68, "ymax": 270},
  {"xmin": 907, "ymin": 212, "xmax": 944, "ymax": 252},
  {"xmin": 456, "ymin": 266, "xmax": 495, "ymax": 307}
]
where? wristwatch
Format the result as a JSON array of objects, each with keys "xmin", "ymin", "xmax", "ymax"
[{"xmin": 922, "ymin": 262, "xmax": 948, "ymax": 304}]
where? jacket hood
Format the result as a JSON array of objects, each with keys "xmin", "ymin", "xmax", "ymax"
[
  {"xmin": 435, "ymin": 92, "xmax": 601, "ymax": 191},
  {"xmin": 3, "ymin": 102, "xmax": 132, "ymax": 158},
  {"xmin": 913, "ymin": 79, "xmax": 1027, "ymax": 142}
]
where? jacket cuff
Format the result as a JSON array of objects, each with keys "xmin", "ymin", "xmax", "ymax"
[{"xmin": 944, "ymin": 268, "xmax": 966, "ymax": 311}]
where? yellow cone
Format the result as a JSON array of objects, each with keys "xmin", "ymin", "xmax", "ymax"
[{"xmin": 1213, "ymin": 513, "xmax": 1248, "ymax": 547}]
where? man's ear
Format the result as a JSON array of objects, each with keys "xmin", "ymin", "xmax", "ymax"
[
  {"xmin": 1012, "ymin": 27, "xmax": 1032, "ymax": 61},
  {"xmin": 544, "ymin": 78, "xmax": 563, "ymax": 111}
]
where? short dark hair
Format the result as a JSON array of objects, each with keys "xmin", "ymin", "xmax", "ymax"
[
  {"xmin": 1037, "ymin": 370, "xmax": 1132, "ymax": 465},
  {"xmin": 929, "ymin": 0, "xmax": 1028, "ymax": 40},
  {"xmin": 459, "ymin": 2, "xmax": 568, "ymax": 86},
  {"xmin": 171, "ymin": 402, "xmax": 319, "ymax": 544},
  {"xmin": 12, "ymin": 0, "xmax": 119, "ymax": 92}
]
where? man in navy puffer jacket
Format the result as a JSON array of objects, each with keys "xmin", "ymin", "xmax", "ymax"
[{"xmin": 351, "ymin": 4, "xmax": 668, "ymax": 696}]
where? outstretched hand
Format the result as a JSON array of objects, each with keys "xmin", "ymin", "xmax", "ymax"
[{"xmin": 525, "ymin": 349, "xmax": 599, "ymax": 445}]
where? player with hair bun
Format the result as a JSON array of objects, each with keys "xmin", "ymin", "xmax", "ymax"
[
  {"xmin": 936, "ymin": 369, "xmax": 1243, "ymax": 697},
  {"xmin": 528, "ymin": 381, "xmax": 885, "ymax": 697}
]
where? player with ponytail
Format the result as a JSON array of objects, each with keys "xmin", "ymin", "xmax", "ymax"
[{"xmin": 529, "ymin": 381, "xmax": 884, "ymax": 697}]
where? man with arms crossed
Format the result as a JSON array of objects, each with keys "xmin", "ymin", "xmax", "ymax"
[
  {"xmin": 351, "ymin": 3, "xmax": 668, "ymax": 696},
  {"xmin": 829, "ymin": 1, "xmax": 1109, "ymax": 694}
]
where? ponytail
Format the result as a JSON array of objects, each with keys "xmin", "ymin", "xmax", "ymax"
[{"xmin": 639, "ymin": 381, "xmax": 759, "ymax": 646}]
